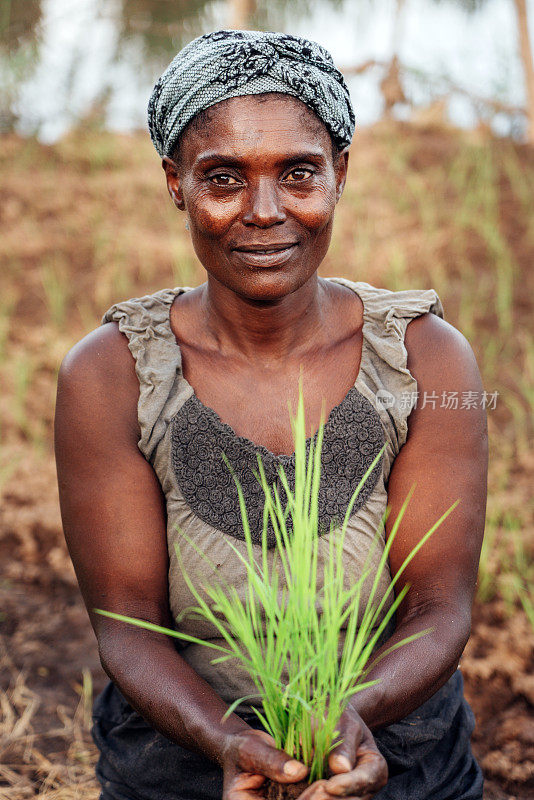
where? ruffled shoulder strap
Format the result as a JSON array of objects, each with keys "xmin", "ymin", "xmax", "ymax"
[
  {"xmin": 102, "ymin": 287, "xmax": 193, "ymax": 462},
  {"xmin": 328, "ymin": 278, "xmax": 444, "ymax": 465}
]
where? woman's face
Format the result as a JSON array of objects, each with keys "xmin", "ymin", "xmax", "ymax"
[{"xmin": 164, "ymin": 93, "xmax": 349, "ymax": 302}]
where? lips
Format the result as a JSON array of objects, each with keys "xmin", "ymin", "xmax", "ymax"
[{"xmin": 231, "ymin": 242, "xmax": 298, "ymax": 268}]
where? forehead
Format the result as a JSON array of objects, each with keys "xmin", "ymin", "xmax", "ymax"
[{"xmin": 178, "ymin": 94, "xmax": 332, "ymax": 163}]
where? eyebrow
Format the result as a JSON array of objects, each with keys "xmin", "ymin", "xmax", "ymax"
[{"xmin": 194, "ymin": 150, "xmax": 328, "ymax": 169}]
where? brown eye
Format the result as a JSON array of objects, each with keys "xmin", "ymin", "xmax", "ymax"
[
  {"xmin": 210, "ymin": 174, "xmax": 239, "ymax": 186},
  {"xmin": 285, "ymin": 168, "xmax": 313, "ymax": 182}
]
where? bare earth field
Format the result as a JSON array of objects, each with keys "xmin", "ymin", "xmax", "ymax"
[{"xmin": 0, "ymin": 119, "xmax": 533, "ymax": 798}]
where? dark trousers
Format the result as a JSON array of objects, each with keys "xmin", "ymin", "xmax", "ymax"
[{"xmin": 92, "ymin": 670, "xmax": 483, "ymax": 800}]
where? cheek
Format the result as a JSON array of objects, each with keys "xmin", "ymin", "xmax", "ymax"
[
  {"xmin": 286, "ymin": 184, "xmax": 337, "ymax": 232},
  {"xmin": 184, "ymin": 179, "xmax": 337, "ymax": 238},
  {"xmin": 185, "ymin": 187, "xmax": 241, "ymax": 237}
]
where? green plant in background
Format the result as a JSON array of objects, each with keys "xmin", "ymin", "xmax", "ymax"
[
  {"xmin": 477, "ymin": 507, "xmax": 534, "ymax": 613},
  {"xmin": 511, "ymin": 519, "xmax": 534, "ymax": 632},
  {"xmin": 41, "ymin": 258, "xmax": 69, "ymax": 329},
  {"xmin": 519, "ymin": 588, "xmax": 534, "ymax": 631},
  {"xmin": 97, "ymin": 386, "xmax": 458, "ymax": 783},
  {"xmin": 503, "ymin": 532, "xmax": 534, "ymax": 616},
  {"xmin": 477, "ymin": 510, "xmax": 499, "ymax": 603}
]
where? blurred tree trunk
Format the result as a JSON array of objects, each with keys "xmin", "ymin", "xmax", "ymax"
[
  {"xmin": 228, "ymin": 0, "xmax": 256, "ymax": 29},
  {"xmin": 390, "ymin": 0, "xmax": 407, "ymax": 56},
  {"xmin": 512, "ymin": 0, "xmax": 534, "ymax": 142},
  {"xmin": 380, "ymin": 0, "xmax": 408, "ymax": 116}
]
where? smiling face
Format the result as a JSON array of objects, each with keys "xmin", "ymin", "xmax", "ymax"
[{"xmin": 163, "ymin": 93, "xmax": 349, "ymax": 303}]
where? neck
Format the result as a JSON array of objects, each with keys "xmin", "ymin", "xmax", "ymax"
[{"xmin": 201, "ymin": 275, "xmax": 328, "ymax": 363}]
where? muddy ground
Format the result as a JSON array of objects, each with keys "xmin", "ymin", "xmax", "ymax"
[
  {"xmin": 0, "ymin": 119, "xmax": 533, "ymax": 798},
  {"xmin": 1, "ymin": 463, "xmax": 532, "ymax": 798}
]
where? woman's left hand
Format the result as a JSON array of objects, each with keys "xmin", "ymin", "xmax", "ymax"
[{"xmin": 298, "ymin": 706, "xmax": 388, "ymax": 800}]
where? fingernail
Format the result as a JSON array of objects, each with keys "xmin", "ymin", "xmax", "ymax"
[
  {"xmin": 332, "ymin": 754, "xmax": 352, "ymax": 770},
  {"xmin": 283, "ymin": 760, "xmax": 303, "ymax": 777}
]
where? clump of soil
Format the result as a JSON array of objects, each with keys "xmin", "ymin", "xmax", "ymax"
[{"xmin": 265, "ymin": 779, "xmax": 310, "ymax": 800}]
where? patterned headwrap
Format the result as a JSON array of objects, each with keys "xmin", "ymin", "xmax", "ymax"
[{"xmin": 148, "ymin": 29, "xmax": 355, "ymax": 158}]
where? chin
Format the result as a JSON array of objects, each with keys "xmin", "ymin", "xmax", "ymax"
[{"xmin": 229, "ymin": 269, "xmax": 313, "ymax": 304}]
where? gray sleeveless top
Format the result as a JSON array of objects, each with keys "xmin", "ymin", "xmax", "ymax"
[{"xmin": 102, "ymin": 278, "xmax": 443, "ymax": 708}]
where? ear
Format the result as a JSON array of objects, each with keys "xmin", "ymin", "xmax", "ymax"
[
  {"xmin": 162, "ymin": 156, "xmax": 185, "ymax": 210},
  {"xmin": 334, "ymin": 148, "xmax": 349, "ymax": 203}
]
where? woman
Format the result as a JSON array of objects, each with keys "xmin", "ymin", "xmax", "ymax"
[{"xmin": 55, "ymin": 30, "xmax": 488, "ymax": 800}]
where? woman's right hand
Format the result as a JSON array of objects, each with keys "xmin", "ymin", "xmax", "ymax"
[{"xmin": 222, "ymin": 729, "xmax": 308, "ymax": 798}]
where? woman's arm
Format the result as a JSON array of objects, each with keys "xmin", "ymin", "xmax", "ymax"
[
  {"xmin": 348, "ymin": 312, "xmax": 487, "ymax": 729},
  {"xmin": 307, "ymin": 312, "xmax": 488, "ymax": 800},
  {"xmin": 54, "ymin": 323, "xmax": 309, "ymax": 795}
]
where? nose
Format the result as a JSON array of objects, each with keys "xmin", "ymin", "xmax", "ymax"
[{"xmin": 241, "ymin": 178, "xmax": 286, "ymax": 227}]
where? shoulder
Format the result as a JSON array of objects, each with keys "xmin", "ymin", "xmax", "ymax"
[
  {"xmin": 56, "ymin": 322, "xmax": 139, "ymax": 442},
  {"xmin": 405, "ymin": 312, "xmax": 481, "ymax": 390},
  {"xmin": 59, "ymin": 322, "xmax": 136, "ymax": 390},
  {"xmin": 403, "ymin": 312, "xmax": 487, "ymax": 454}
]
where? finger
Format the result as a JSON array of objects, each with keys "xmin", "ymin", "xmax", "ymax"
[
  {"xmin": 328, "ymin": 721, "xmax": 364, "ymax": 775},
  {"xmin": 232, "ymin": 773, "xmax": 266, "ymax": 791},
  {"xmin": 326, "ymin": 720, "xmax": 387, "ymax": 797},
  {"xmin": 235, "ymin": 730, "xmax": 309, "ymax": 784},
  {"xmin": 325, "ymin": 795, "xmax": 374, "ymax": 800},
  {"xmin": 298, "ymin": 782, "xmax": 376, "ymax": 800},
  {"xmin": 227, "ymin": 787, "xmax": 264, "ymax": 800},
  {"xmin": 324, "ymin": 751, "xmax": 388, "ymax": 796},
  {"xmin": 297, "ymin": 779, "xmax": 330, "ymax": 800},
  {"xmin": 225, "ymin": 772, "xmax": 266, "ymax": 800}
]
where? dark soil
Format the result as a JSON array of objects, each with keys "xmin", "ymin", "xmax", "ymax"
[
  {"xmin": 1, "ymin": 121, "xmax": 533, "ymax": 798},
  {"xmin": 1, "ymin": 509, "xmax": 532, "ymax": 797},
  {"xmin": 265, "ymin": 779, "xmax": 310, "ymax": 800}
]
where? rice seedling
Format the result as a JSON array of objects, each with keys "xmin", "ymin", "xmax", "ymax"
[
  {"xmin": 91, "ymin": 218, "xmax": 130, "ymax": 308},
  {"xmin": 451, "ymin": 146, "xmax": 495, "ymax": 232},
  {"xmin": 516, "ymin": 334, "xmax": 534, "ymax": 424},
  {"xmin": 502, "ymin": 146, "xmax": 534, "ymax": 226},
  {"xmin": 478, "ymin": 507, "xmax": 532, "ymax": 614},
  {"xmin": 41, "ymin": 259, "xmax": 69, "ymax": 330},
  {"xmin": 502, "ymin": 393, "xmax": 530, "ymax": 460},
  {"xmin": 447, "ymin": 142, "xmax": 517, "ymax": 336},
  {"xmin": 480, "ymin": 335, "xmax": 502, "ymax": 386},
  {"xmin": 503, "ymin": 533, "xmax": 534, "ymax": 617},
  {"xmin": 477, "ymin": 511, "xmax": 500, "ymax": 603},
  {"xmin": 456, "ymin": 267, "xmax": 480, "ymax": 344},
  {"xmin": 475, "ymin": 218, "xmax": 515, "ymax": 335},
  {"xmin": 448, "ymin": 147, "xmax": 472, "ymax": 203},
  {"xmin": 96, "ymin": 386, "xmax": 457, "ymax": 789},
  {"xmin": 518, "ymin": 587, "xmax": 534, "ymax": 632}
]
